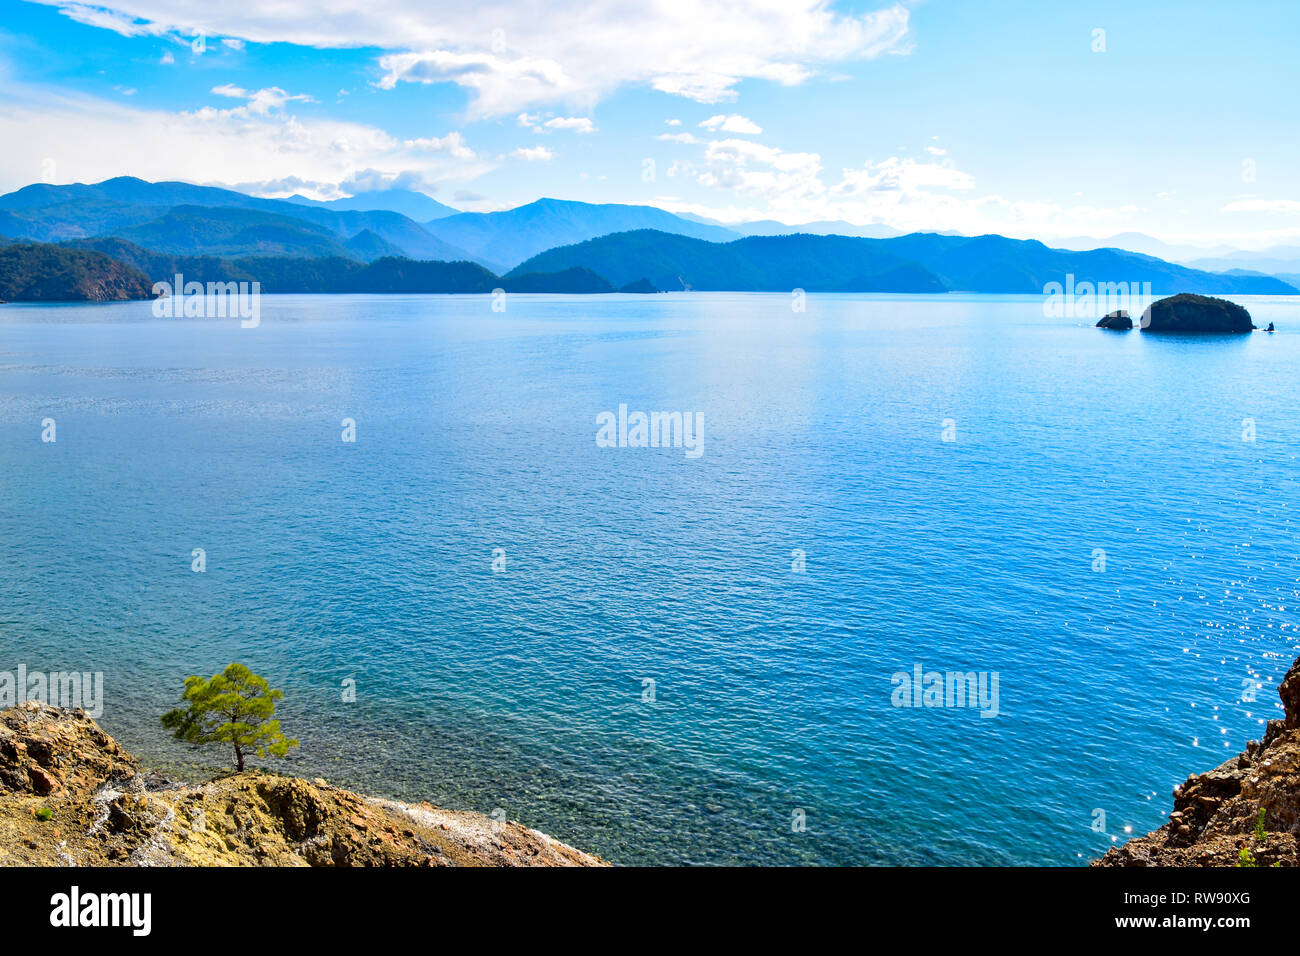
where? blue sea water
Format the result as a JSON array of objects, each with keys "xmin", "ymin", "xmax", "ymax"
[{"xmin": 0, "ymin": 292, "xmax": 1297, "ymax": 866}]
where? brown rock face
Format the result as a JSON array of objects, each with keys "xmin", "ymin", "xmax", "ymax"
[
  {"xmin": 0, "ymin": 703, "xmax": 137, "ymax": 797},
  {"xmin": 0, "ymin": 703, "xmax": 604, "ymax": 867},
  {"xmin": 1095, "ymin": 655, "xmax": 1300, "ymax": 867},
  {"xmin": 1279, "ymin": 660, "xmax": 1300, "ymax": 731}
]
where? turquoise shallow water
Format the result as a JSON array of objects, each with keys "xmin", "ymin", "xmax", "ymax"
[{"xmin": 0, "ymin": 292, "xmax": 1297, "ymax": 865}]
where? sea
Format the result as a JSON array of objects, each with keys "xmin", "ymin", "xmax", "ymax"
[{"xmin": 0, "ymin": 291, "xmax": 1296, "ymax": 865}]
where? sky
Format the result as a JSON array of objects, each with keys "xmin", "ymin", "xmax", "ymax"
[{"xmin": 0, "ymin": 0, "xmax": 1297, "ymax": 247}]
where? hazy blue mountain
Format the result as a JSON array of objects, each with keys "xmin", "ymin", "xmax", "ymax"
[
  {"xmin": 332, "ymin": 257, "xmax": 499, "ymax": 293},
  {"xmin": 290, "ymin": 208, "xmax": 471, "ymax": 261},
  {"xmin": 1185, "ymin": 245, "xmax": 1300, "ymax": 275},
  {"xmin": 502, "ymin": 266, "xmax": 615, "ymax": 293},
  {"xmin": 343, "ymin": 229, "xmax": 409, "ymax": 261},
  {"xmin": 878, "ymin": 233, "xmax": 1294, "ymax": 293},
  {"xmin": 1047, "ymin": 232, "xmax": 1236, "ymax": 263},
  {"xmin": 0, "ymin": 177, "xmax": 475, "ymax": 262},
  {"xmin": 508, "ymin": 229, "xmax": 1298, "ymax": 294},
  {"xmin": 54, "ymin": 237, "xmax": 621, "ymax": 294},
  {"xmin": 423, "ymin": 197, "xmax": 740, "ymax": 269},
  {"xmin": 734, "ymin": 219, "xmax": 904, "ymax": 239},
  {"xmin": 8, "ymin": 178, "xmax": 1294, "ymax": 295},
  {"xmin": 670, "ymin": 211, "xmax": 731, "ymax": 227},
  {"xmin": 60, "ymin": 237, "xmax": 242, "ymax": 284},
  {"xmin": 285, "ymin": 189, "xmax": 459, "ymax": 221},
  {"xmin": 0, "ymin": 197, "xmax": 179, "ymax": 242},
  {"xmin": 507, "ymin": 230, "xmax": 940, "ymax": 291},
  {"xmin": 115, "ymin": 206, "xmax": 357, "ymax": 258},
  {"xmin": 0, "ymin": 177, "xmax": 254, "ymax": 212}
]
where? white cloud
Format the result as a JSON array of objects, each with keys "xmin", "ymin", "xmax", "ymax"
[
  {"xmin": 698, "ymin": 114, "xmax": 763, "ymax": 134},
  {"xmin": 377, "ymin": 50, "xmax": 570, "ymax": 117},
  {"xmin": 517, "ymin": 113, "xmax": 596, "ymax": 134},
  {"xmin": 665, "ymin": 118, "xmax": 681, "ymax": 126},
  {"xmin": 32, "ymin": 0, "xmax": 913, "ymax": 115},
  {"xmin": 682, "ymin": 138, "xmax": 824, "ymax": 203},
  {"xmin": 54, "ymin": 3, "xmax": 165, "ymax": 37},
  {"xmin": 403, "ymin": 131, "xmax": 475, "ymax": 159},
  {"xmin": 657, "ymin": 132, "xmax": 701, "ymax": 144},
  {"xmin": 925, "ymin": 145, "xmax": 946, "ymax": 156},
  {"xmin": 159, "ymin": 50, "xmax": 174, "ymax": 64},
  {"xmin": 662, "ymin": 137, "xmax": 1165, "ymax": 241},
  {"xmin": 211, "ymin": 84, "xmax": 314, "ymax": 116},
  {"xmin": 833, "ymin": 157, "xmax": 975, "ymax": 196},
  {"xmin": 511, "ymin": 145, "xmax": 554, "ymax": 161},
  {"xmin": 1221, "ymin": 198, "xmax": 1300, "ymax": 214},
  {"xmin": 337, "ymin": 168, "xmax": 440, "ymax": 195},
  {"xmin": 543, "ymin": 116, "xmax": 595, "ymax": 133},
  {"xmin": 0, "ymin": 82, "xmax": 492, "ymax": 199}
]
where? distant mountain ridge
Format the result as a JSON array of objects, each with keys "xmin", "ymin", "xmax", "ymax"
[
  {"xmin": 0, "ymin": 177, "xmax": 1295, "ymax": 298},
  {"xmin": 508, "ymin": 229, "xmax": 1298, "ymax": 295},
  {"xmin": 733, "ymin": 219, "xmax": 905, "ymax": 239},
  {"xmin": 284, "ymin": 188, "xmax": 459, "ymax": 222},
  {"xmin": 0, "ymin": 177, "xmax": 475, "ymax": 264},
  {"xmin": 0, "ymin": 179, "xmax": 745, "ymax": 273},
  {"xmin": 421, "ymin": 197, "xmax": 740, "ymax": 269},
  {"xmin": 12, "ymin": 238, "xmax": 615, "ymax": 297}
]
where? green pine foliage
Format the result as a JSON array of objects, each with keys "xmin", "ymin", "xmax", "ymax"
[{"xmin": 161, "ymin": 663, "xmax": 298, "ymax": 772}]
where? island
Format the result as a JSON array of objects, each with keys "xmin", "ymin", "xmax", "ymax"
[{"xmin": 1139, "ymin": 293, "xmax": 1256, "ymax": 333}]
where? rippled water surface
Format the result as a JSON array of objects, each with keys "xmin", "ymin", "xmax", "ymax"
[{"xmin": 1, "ymin": 292, "xmax": 1297, "ymax": 865}]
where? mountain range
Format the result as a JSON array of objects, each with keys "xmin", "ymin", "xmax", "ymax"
[
  {"xmin": 417, "ymin": 197, "xmax": 738, "ymax": 270},
  {"xmin": 0, "ymin": 178, "xmax": 741, "ymax": 273},
  {"xmin": 284, "ymin": 188, "xmax": 459, "ymax": 222},
  {"xmin": 0, "ymin": 177, "xmax": 1295, "ymax": 300},
  {"xmin": 507, "ymin": 229, "xmax": 1296, "ymax": 295}
]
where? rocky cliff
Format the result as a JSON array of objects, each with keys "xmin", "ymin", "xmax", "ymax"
[
  {"xmin": 1096, "ymin": 654, "xmax": 1300, "ymax": 866},
  {"xmin": 0, "ymin": 243, "xmax": 154, "ymax": 302},
  {"xmin": 0, "ymin": 703, "xmax": 604, "ymax": 866}
]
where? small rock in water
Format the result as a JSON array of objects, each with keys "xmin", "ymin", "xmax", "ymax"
[{"xmin": 1096, "ymin": 310, "xmax": 1132, "ymax": 330}]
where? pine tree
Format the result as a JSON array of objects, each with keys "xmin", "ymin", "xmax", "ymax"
[{"xmin": 161, "ymin": 663, "xmax": 298, "ymax": 772}]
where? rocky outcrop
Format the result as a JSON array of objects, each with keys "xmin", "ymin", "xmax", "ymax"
[
  {"xmin": 1095, "ymin": 655, "xmax": 1300, "ymax": 867},
  {"xmin": 1139, "ymin": 293, "xmax": 1255, "ymax": 333},
  {"xmin": 0, "ymin": 703, "xmax": 604, "ymax": 867},
  {"xmin": 1096, "ymin": 310, "xmax": 1132, "ymax": 330}
]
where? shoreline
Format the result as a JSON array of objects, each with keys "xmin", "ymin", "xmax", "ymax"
[
  {"xmin": 1095, "ymin": 653, "xmax": 1300, "ymax": 867},
  {"xmin": 0, "ymin": 703, "xmax": 605, "ymax": 867}
]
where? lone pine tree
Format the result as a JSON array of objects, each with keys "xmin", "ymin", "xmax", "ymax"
[{"xmin": 161, "ymin": 663, "xmax": 298, "ymax": 772}]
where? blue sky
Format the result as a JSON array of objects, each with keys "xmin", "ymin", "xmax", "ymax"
[{"xmin": 0, "ymin": 0, "xmax": 1297, "ymax": 247}]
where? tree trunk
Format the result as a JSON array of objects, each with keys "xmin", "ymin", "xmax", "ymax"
[{"xmin": 234, "ymin": 743, "xmax": 245, "ymax": 772}]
